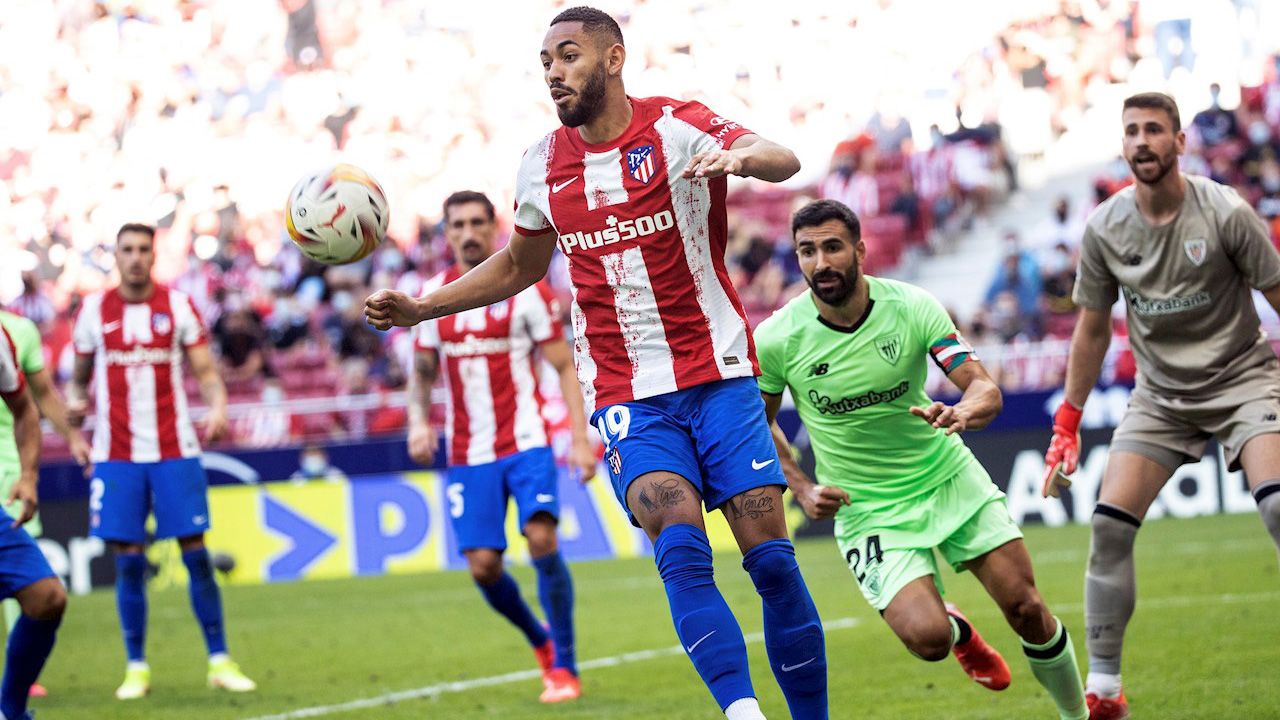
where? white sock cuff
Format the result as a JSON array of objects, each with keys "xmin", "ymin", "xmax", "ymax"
[{"xmin": 725, "ymin": 696, "xmax": 766, "ymax": 720}]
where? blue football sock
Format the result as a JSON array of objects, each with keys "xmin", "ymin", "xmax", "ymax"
[
  {"xmin": 1, "ymin": 614, "xmax": 60, "ymax": 720},
  {"xmin": 115, "ymin": 553, "xmax": 148, "ymax": 663},
  {"xmin": 654, "ymin": 524, "xmax": 755, "ymax": 711},
  {"xmin": 478, "ymin": 572, "xmax": 549, "ymax": 648},
  {"xmin": 532, "ymin": 551, "xmax": 576, "ymax": 675},
  {"xmin": 182, "ymin": 548, "xmax": 228, "ymax": 656},
  {"xmin": 743, "ymin": 538, "xmax": 828, "ymax": 719}
]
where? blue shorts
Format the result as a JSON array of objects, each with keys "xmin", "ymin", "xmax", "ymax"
[
  {"xmin": 0, "ymin": 508, "xmax": 57, "ymax": 598},
  {"xmin": 592, "ymin": 377, "xmax": 787, "ymax": 525},
  {"xmin": 445, "ymin": 447, "xmax": 559, "ymax": 553},
  {"xmin": 90, "ymin": 458, "xmax": 211, "ymax": 544}
]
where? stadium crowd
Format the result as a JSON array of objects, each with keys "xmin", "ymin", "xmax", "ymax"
[{"xmin": 1, "ymin": 0, "xmax": 1275, "ymax": 450}]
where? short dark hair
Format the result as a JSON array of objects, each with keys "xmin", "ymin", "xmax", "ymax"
[
  {"xmin": 550, "ymin": 6, "xmax": 624, "ymax": 47},
  {"xmin": 791, "ymin": 199, "xmax": 861, "ymax": 243},
  {"xmin": 116, "ymin": 222, "xmax": 156, "ymax": 242},
  {"xmin": 442, "ymin": 191, "xmax": 495, "ymax": 223},
  {"xmin": 1123, "ymin": 92, "xmax": 1181, "ymax": 132}
]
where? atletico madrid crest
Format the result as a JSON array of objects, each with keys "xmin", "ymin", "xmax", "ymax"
[
  {"xmin": 607, "ymin": 447, "xmax": 622, "ymax": 475},
  {"xmin": 627, "ymin": 145, "xmax": 656, "ymax": 184},
  {"xmin": 152, "ymin": 312, "xmax": 172, "ymax": 336}
]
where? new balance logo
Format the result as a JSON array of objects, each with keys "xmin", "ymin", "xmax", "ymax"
[
  {"xmin": 551, "ymin": 177, "xmax": 579, "ymax": 193},
  {"xmin": 685, "ymin": 630, "xmax": 716, "ymax": 653},
  {"xmin": 781, "ymin": 658, "xmax": 816, "ymax": 672},
  {"xmin": 751, "ymin": 458, "xmax": 775, "ymax": 471},
  {"xmin": 808, "ymin": 363, "xmax": 829, "ymax": 376}
]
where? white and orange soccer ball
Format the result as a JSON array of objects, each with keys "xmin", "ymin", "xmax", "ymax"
[{"xmin": 285, "ymin": 163, "xmax": 389, "ymax": 264}]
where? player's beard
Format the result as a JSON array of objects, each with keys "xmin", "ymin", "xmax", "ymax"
[
  {"xmin": 1128, "ymin": 145, "xmax": 1177, "ymax": 186},
  {"xmin": 807, "ymin": 264, "xmax": 859, "ymax": 306},
  {"xmin": 556, "ymin": 63, "xmax": 608, "ymax": 128}
]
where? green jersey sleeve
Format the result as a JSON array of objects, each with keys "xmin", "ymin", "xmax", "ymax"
[
  {"xmin": 753, "ymin": 310, "xmax": 790, "ymax": 396},
  {"xmin": 8, "ymin": 316, "xmax": 44, "ymax": 375},
  {"xmin": 908, "ymin": 287, "xmax": 974, "ymax": 374}
]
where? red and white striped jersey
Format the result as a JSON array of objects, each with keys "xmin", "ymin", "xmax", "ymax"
[
  {"xmin": 512, "ymin": 96, "xmax": 758, "ymax": 411},
  {"xmin": 0, "ymin": 327, "xmax": 25, "ymax": 399},
  {"xmin": 73, "ymin": 286, "xmax": 207, "ymax": 463},
  {"xmin": 415, "ymin": 268, "xmax": 563, "ymax": 466}
]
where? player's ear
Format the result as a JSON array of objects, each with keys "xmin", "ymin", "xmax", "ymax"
[
  {"xmin": 854, "ymin": 238, "xmax": 867, "ymax": 265},
  {"xmin": 606, "ymin": 42, "xmax": 626, "ymax": 77}
]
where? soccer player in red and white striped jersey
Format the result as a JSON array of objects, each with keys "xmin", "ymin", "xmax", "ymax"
[
  {"xmin": 66, "ymin": 223, "xmax": 256, "ymax": 700},
  {"xmin": 368, "ymin": 8, "xmax": 828, "ymax": 718},
  {"xmin": 406, "ymin": 191, "xmax": 595, "ymax": 703}
]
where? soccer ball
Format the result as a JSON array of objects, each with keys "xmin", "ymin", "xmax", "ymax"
[{"xmin": 285, "ymin": 163, "xmax": 389, "ymax": 264}]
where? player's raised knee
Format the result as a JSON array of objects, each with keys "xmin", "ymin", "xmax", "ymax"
[{"xmin": 898, "ymin": 617, "xmax": 953, "ymax": 662}]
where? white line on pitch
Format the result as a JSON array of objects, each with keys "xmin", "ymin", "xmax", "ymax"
[{"xmin": 242, "ymin": 617, "xmax": 861, "ymax": 720}]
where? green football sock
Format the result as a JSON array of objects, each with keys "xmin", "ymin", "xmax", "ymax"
[{"xmin": 1022, "ymin": 617, "xmax": 1088, "ymax": 720}]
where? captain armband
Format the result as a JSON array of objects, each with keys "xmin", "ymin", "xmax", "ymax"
[{"xmin": 928, "ymin": 333, "xmax": 977, "ymax": 373}]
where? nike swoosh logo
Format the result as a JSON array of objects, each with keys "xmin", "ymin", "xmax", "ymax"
[
  {"xmin": 751, "ymin": 458, "xmax": 775, "ymax": 470},
  {"xmin": 685, "ymin": 630, "xmax": 716, "ymax": 653},
  {"xmin": 781, "ymin": 657, "xmax": 816, "ymax": 672},
  {"xmin": 102, "ymin": 321, "xmax": 122, "ymax": 334},
  {"xmin": 551, "ymin": 177, "xmax": 579, "ymax": 193},
  {"xmin": 973, "ymin": 675, "xmax": 993, "ymax": 684}
]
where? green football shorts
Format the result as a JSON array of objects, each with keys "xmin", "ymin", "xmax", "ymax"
[{"xmin": 834, "ymin": 458, "xmax": 1022, "ymax": 611}]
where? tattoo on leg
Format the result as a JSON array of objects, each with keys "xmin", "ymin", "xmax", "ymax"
[
  {"xmin": 650, "ymin": 478, "xmax": 687, "ymax": 509},
  {"xmin": 637, "ymin": 488, "xmax": 658, "ymax": 513},
  {"xmin": 728, "ymin": 488, "xmax": 774, "ymax": 520}
]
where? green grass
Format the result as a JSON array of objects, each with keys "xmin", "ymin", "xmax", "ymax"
[{"xmin": 26, "ymin": 513, "xmax": 1280, "ymax": 719}]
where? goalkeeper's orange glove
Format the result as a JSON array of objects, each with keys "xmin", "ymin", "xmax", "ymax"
[{"xmin": 1042, "ymin": 400, "xmax": 1083, "ymax": 498}]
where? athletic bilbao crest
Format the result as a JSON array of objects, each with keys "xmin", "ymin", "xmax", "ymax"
[
  {"xmin": 152, "ymin": 312, "xmax": 172, "ymax": 336},
  {"xmin": 1184, "ymin": 239, "xmax": 1207, "ymax": 266},
  {"xmin": 627, "ymin": 145, "xmax": 656, "ymax": 184},
  {"xmin": 875, "ymin": 334, "xmax": 902, "ymax": 366}
]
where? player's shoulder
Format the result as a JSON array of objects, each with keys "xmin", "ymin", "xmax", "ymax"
[
  {"xmin": 0, "ymin": 310, "xmax": 37, "ymax": 340},
  {"xmin": 870, "ymin": 276, "xmax": 936, "ymax": 308},
  {"xmin": 420, "ymin": 269, "xmax": 450, "ymax": 296},
  {"xmin": 518, "ymin": 130, "xmax": 561, "ymax": 173},
  {"xmin": 77, "ymin": 289, "xmax": 108, "ymax": 316},
  {"xmin": 1185, "ymin": 173, "xmax": 1250, "ymax": 216},
  {"xmin": 1083, "ymin": 185, "xmax": 1136, "ymax": 239}
]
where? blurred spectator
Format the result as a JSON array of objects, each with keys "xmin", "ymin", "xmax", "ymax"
[
  {"xmin": 8, "ymin": 272, "xmax": 56, "ymax": 331},
  {"xmin": 1241, "ymin": 120, "xmax": 1280, "ymax": 187},
  {"xmin": 984, "ymin": 232, "xmax": 1042, "ymax": 337},
  {"xmin": 1039, "ymin": 241, "xmax": 1078, "ymax": 338},
  {"xmin": 288, "ymin": 444, "xmax": 348, "ymax": 484},
  {"xmin": 1030, "ymin": 196, "xmax": 1085, "ymax": 259},
  {"xmin": 1191, "ymin": 84, "xmax": 1240, "ymax": 148},
  {"xmin": 213, "ymin": 302, "xmax": 269, "ymax": 384}
]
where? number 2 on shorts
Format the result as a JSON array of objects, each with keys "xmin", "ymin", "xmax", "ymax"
[{"xmin": 845, "ymin": 534, "xmax": 884, "ymax": 583}]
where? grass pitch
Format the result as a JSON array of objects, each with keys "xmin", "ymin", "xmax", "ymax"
[{"xmin": 26, "ymin": 512, "xmax": 1280, "ymax": 719}]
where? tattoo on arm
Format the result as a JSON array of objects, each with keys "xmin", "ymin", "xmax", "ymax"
[{"xmin": 726, "ymin": 488, "xmax": 774, "ymax": 520}]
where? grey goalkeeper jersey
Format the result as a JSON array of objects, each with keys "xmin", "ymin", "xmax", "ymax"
[{"xmin": 1073, "ymin": 174, "xmax": 1280, "ymax": 396}]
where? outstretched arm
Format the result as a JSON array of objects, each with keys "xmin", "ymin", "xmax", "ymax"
[
  {"xmin": 683, "ymin": 134, "xmax": 801, "ymax": 183},
  {"xmin": 910, "ymin": 359, "xmax": 1002, "ymax": 435},
  {"xmin": 3, "ymin": 388, "xmax": 41, "ymax": 526},
  {"xmin": 365, "ymin": 230, "xmax": 559, "ymax": 331}
]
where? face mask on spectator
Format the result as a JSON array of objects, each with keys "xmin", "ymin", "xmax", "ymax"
[
  {"xmin": 1265, "ymin": 176, "xmax": 1280, "ymax": 193},
  {"xmin": 262, "ymin": 385, "xmax": 284, "ymax": 404},
  {"xmin": 1249, "ymin": 121, "xmax": 1271, "ymax": 145},
  {"xmin": 301, "ymin": 454, "xmax": 328, "ymax": 476}
]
